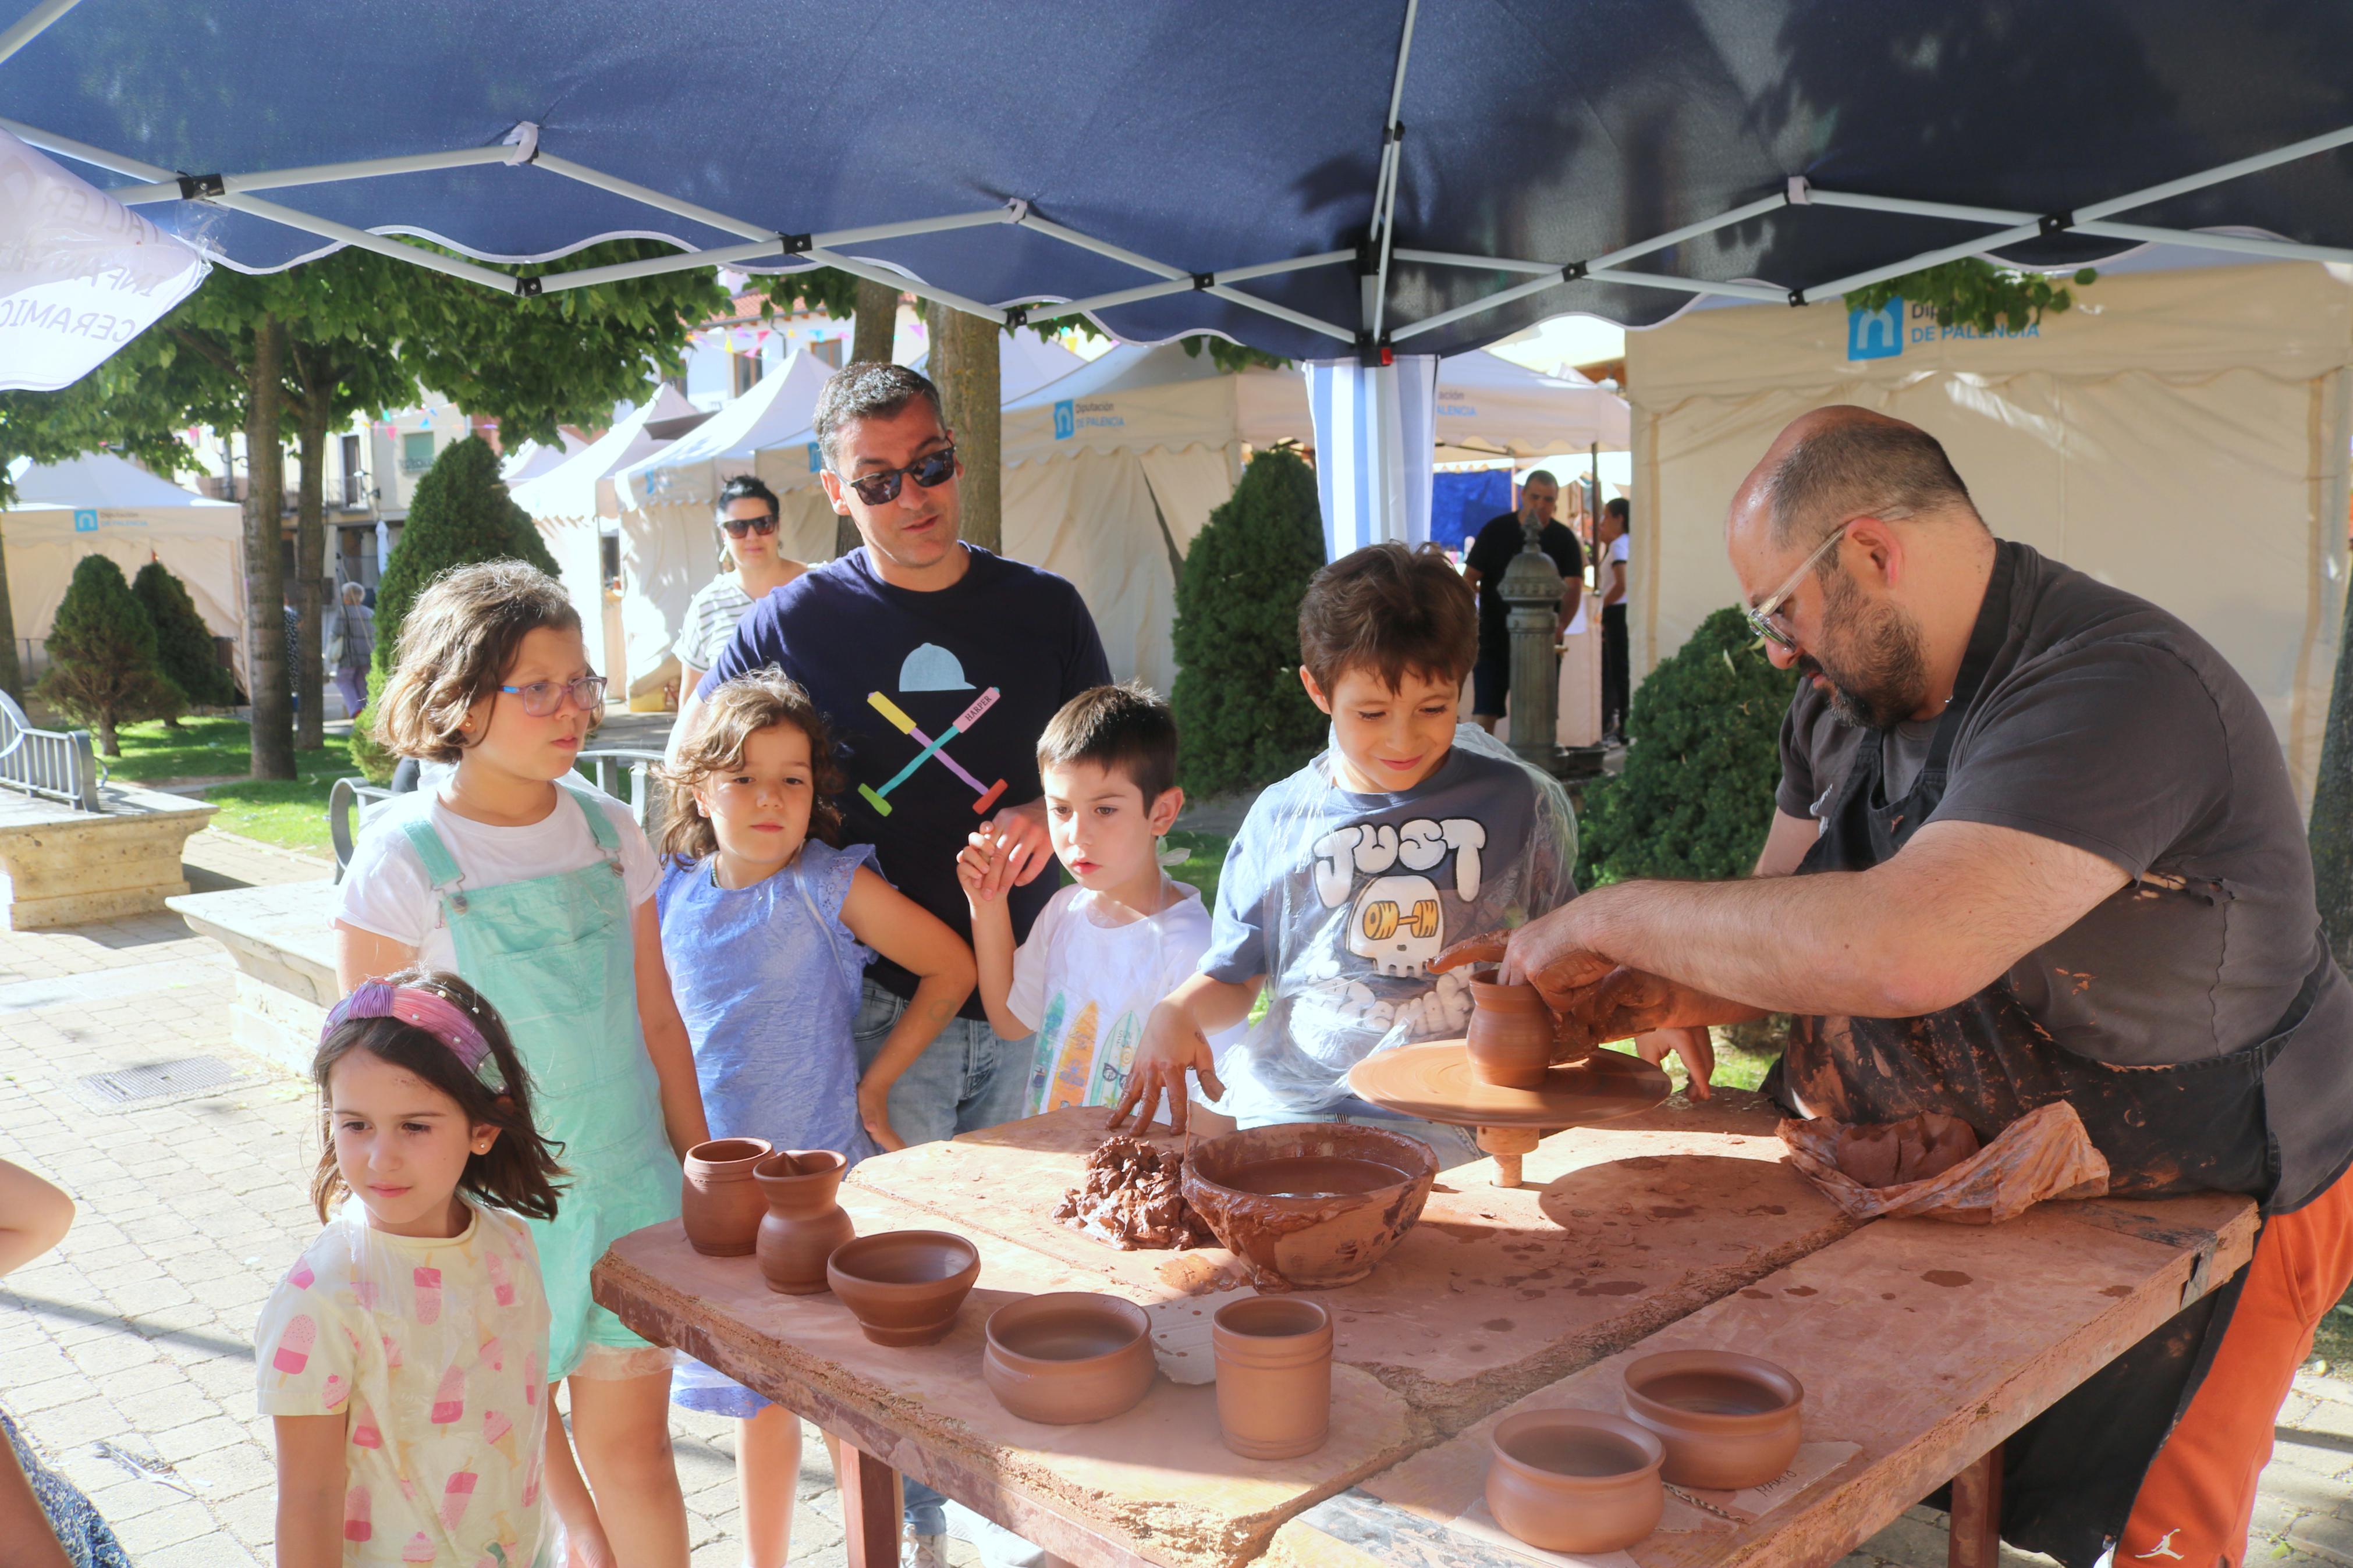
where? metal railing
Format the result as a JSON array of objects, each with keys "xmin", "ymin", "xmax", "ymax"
[
  {"xmin": 329, "ymin": 748, "xmax": 668, "ymax": 879},
  {"xmin": 0, "ymin": 688, "xmax": 101, "ymax": 812}
]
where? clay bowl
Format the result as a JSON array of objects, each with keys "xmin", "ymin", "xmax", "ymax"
[
  {"xmin": 982, "ymin": 1292, "xmax": 1157, "ymax": 1425},
  {"xmin": 1486, "ymin": 1409, "xmax": 1665, "ymax": 1553},
  {"xmin": 825, "ymin": 1231, "xmax": 981, "ymax": 1347},
  {"xmin": 681, "ymin": 1137, "xmax": 773, "ymax": 1256},
  {"xmin": 1621, "ymin": 1349, "xmax": 1805, "ymax": 1490},
  {"xmin": 1181, "ymin": 1123, "xmax": 1436, "ymax": 1290}
]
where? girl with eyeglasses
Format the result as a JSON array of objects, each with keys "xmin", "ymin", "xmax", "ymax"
[
  {"xmin": 672, "ymin": 475, "xmax": 806, "ymax": 712},
  {"xmin": 334, "ymin": 561, "xmax": 708, "ymax": 1568}
]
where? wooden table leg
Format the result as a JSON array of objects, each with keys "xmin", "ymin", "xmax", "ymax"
[
  {"xmin": 1948, "ymin": 1442, "xmax": 2003, "ymax": 1568},
  {"xmin": 838, "ymin": 1439, "xmax": 902, "ymax": 1568}
]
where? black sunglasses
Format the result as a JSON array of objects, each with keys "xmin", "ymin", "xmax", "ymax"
[
  {"xmin": 838, "ymin": 445, "xmax": 957, "ymax": 506},
  {"xmin": 719, "ymin": 513, "xmax": 779, "ymax": 538}
]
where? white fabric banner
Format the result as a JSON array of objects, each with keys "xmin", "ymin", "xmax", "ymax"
[
  {"xmin": 0, "ymin": 127, "xmax": 210, "ymax": 392},
  {"xmin": 1305, "ymin": 354, "xmax": 1438, "ymax": 559}
]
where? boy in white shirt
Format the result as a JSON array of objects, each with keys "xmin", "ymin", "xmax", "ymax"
[{"xmin": 958, "ymin": 683, "xmax": 1224, "ymax": 1117}]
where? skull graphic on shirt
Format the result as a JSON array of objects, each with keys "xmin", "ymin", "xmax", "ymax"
[{"xmin": 1313, "ymin": 817, "xmax": 1488, "ymax": 978}]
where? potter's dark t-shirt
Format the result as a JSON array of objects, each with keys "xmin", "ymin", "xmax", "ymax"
[
  {"xmin": 1464, "ymin": 514, "xmax": 1585, "ymax": 661},
  {"xmin": 700, "ymin": 546, "xmax": 1110, "ymax": 1016},
  {"xmin": 1773, "ymin": 539, "xmax": 2353, "ymax": 1207}
]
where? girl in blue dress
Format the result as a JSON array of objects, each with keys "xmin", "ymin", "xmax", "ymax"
[{"xmin": 655, "ymin": 668, "xmax": 973, "ymax": 1568}]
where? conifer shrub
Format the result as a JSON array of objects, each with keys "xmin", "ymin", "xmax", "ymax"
[
  {"xmin": 38, "ymin": 554, "xmax": 180, "ymax": 756},
  {"xmin": 1170, "ymin": 449, "xmax": 1329, "ymax": 796},
  {"xmin": 132, "ymin": 560, "xmax": 236, "ymax": 716},
  {"xmin": 1576, "ymin": 606, "xmax": 1797, "ymax": 886}
]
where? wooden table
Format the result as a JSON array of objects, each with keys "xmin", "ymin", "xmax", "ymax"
[{"xmin": 591, "ymin": 1096, "xmax": 2255, "ymax": 1568}]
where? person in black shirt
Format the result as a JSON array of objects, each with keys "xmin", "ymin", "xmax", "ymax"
[{"xmin": 1461, "ymin": 470, "xmax": 1585, "ymax": 733}]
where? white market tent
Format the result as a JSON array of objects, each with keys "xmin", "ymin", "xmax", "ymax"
[
  {"xmin": 1627, "ymin": 259, "xmax": 2352, "ymax": 808},
  {"xmin": 498, "ymin": 431, "xmax": 587, "ymax": 486},
  {"xmin": 1432, "ymin": 352, "xmax": 1629, "ymax": 461},
  {"xmin": 612, "ymin": 347, "xmax": 833, "ymax": 510},
  {"xmin": 1, "ymin": 451, "xmax": 246, "ymax": 671}
]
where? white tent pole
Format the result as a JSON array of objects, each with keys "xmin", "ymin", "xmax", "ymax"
[
  {"xmin": 530, "ymin": 237, "xmax": 808, "ymax": 291},
  {"xmin": 1222, "ymin": 249, "xmax": 1358, "ymax": 285},
  {"xmin": 802, "ymin": 248, "xmax": 1008, "ymax": 323},
  {"xmin": 1392, "ymin": 247, "xmax": 1560, "ymax": 275},
  {"xmin": 1804, "ymin": 190, "xmax": 2035, "ymax": 225},
  {"xmin": 2070, "ymin": 221, "xmax": 2353, "ymax": 268},
  {"xmin": 1390, "ymin": 272, "xmax": 1568, "ymax": 342},
  {"xmin": 110, "ymin": 145, "xmax": 516, "ymax": 205},
  {"xmin": 1205, "ymin": 285, "xmax": 1357, "ymax": 343},
  {"xmin": 0, "ymin": 0, "xmax": 80, "ymax": 67},
  {"xmin": 212, "ymin": 195, "xmax": 522, "ymax": 288},
  {"xmin": 1017, "ymin": 214, "xmax": 1188, "ymax": 280},
  {"xmin": 0, "ymin": 115, "xmax": 175, "ymax": 180},
  {"xmin": 1587, "ymin": 191, "xmax": 1790, "ymax": 272},
  {"xmin": 1018, "ymin": 249, "xmax": 1354, "ymax": 325},
  {"xmin": 2075, "ymin": 122, "xmax": 2353, "ymax": 221},
  {"xmin": 1589, "ymin": 269, "xmax": 1790, "ymax": 303},
  {"xmin": 1799, "ymin": 221, "xmax": 2045, "ymax": 304},
  {"xmin": 529, "ymin": 152, "xmax": 773, "ymax": 241},
  {"xmin": 1366, "ymin": 0, "xmax": 1422, "ymax": 342},
  {"xmin": 814, "ymin": 208, "xmax": 1017, "ymax": 248}
]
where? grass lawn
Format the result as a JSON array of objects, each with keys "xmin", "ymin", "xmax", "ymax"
[
  {"xmin": 1162, "ymin": 828, "xmax": 1229, "ymax": 915},
  {"xmin": 107, "ymin": 716, "xmax": 350, "ymax": 855}
]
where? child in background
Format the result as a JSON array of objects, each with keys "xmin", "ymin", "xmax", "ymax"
[
  {"xmin": 655, "ymin": 668, "xmax": 973, "ymax": 1568},
  {"xmin": 1113, "ymin": 543, "xmax": 1580, "ymax": 1151},
  {"xmin": 259, "ymin": 969, "xmax": 563, "ymax": 1568},
  {"xmin": 335, "ymin": 561, "xmax": 705, "ymax": 1568},
  {"xmin": 960, "ymin": 683, "xmax": 1227, "ymax": 1119}
]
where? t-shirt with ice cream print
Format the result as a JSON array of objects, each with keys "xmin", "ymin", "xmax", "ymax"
[
  {"xmin": 255, "ymin": 1200, "xmax": 553, "ymax": 1568},
  {"xmin": 1200, "ymin": 726, "xmax": 1578, "ymax": 1123}
]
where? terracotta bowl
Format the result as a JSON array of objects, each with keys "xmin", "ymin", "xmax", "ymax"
[
  {"xmin": 982, "ymin": 1292, "xmax": 1157, "ymax": 1425},
  {"xmin": 681, "ymin": 1137, "xmax": 773, "ymax": 1257},
  {"xmin": 1181, "ymin": 1123, "xmax": 1436, "ymax": 1290},
  {"xmin": 825, "ymin": 1231, "xmax": 981, "ymax": 1347},
  {"xmin": 1621, "ymin": 1349, "xmax": 1804, "ymax": 1490},
  {"xmin": 1486, "ymin": 1409, "xmax": 1665, "ymax": 1553}
]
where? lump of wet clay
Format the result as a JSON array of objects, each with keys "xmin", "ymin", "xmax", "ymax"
[
  {"xmin": 1833, "ymin": 1113, "xmax": 1982, "ymax": 1188},
  {"xmin": 1053, "ymin": 1136, "xmax": 1212, "ymax": 1251}
]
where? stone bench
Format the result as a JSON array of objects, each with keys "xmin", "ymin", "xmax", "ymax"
[
  {"xmin": 167, "ymin": 880, "xmax": 336, "ymax": 1076},
  {"xmin": 0, "ymin": 783, "xmax": 218, "ymax": 929}
]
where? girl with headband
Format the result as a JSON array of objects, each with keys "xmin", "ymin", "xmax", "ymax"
[{"xmin": 257, "ymin": 968, "xmax": 565, "ymax": 1568}]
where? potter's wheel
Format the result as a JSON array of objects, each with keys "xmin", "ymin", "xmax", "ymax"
[{"xmin": 1348, "ymin": 1043, "xmax": 1670, "ymax": 1187}]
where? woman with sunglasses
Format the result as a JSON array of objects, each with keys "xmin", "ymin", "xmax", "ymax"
[{"xmin": 673, "ymin": 475, "xmax": 807, "ymax": 708}]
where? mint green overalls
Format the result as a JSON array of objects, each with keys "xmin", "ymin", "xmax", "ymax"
[{"xmin": 394, "ymin": 783, "xmax": 681, "ymax": 1380}]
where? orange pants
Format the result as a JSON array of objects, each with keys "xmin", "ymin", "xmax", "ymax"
[{"xmin": 2119, "ymin": 1160, "xmax": 2353, "ymax": 1568}]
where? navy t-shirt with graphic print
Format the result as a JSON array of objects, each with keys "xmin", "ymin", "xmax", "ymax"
[{"xmin": 700, "ymin": 545, "xmax": 1110, "ymax": 1016}]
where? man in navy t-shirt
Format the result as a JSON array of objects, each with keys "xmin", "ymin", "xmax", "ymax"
[{"xmin": 680, "ymin": 362, "xmax": 1111, "ymax": 1153}]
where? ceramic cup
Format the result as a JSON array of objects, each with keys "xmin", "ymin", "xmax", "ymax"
[
  {"xmin": 982, "ymin": 1293, "xmax": 1156, "ymax": 1425},
  {"xmin": 1465, "ymin": 968, "xmax": 1554, "ymax": 1087},
  {"xmin": 1212, "ymin": 1296, "xmax": 1333, "ymax": 1459},
  {"xmin": 754, "ymin": 1149, "xmax": 854, "ymax": 1296},
  {"xmin": 1486, "ymin": 1409, "xmax": 1665, "ymax": 1553},
  {"xmin": 1621, "ymin": 1349, "xmax": 1804, "ymax": 1491},
  {"xmin": 825, "ymin": 1231, "xmax": 981, "ymax": 1347},
  {"xmin": 680, "ymin": 1137, "xmax": 773, "ymax": 1257}
]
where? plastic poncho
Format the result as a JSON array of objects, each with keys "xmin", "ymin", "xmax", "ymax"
[{"xmin": 1199, "ymin": 724, "xmax": 1580, "ymax": 1124}]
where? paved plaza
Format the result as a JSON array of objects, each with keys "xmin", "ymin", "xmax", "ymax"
[{"xmin": 0, "ymin": 829, "xmax": 2344, "ymax": 1567}]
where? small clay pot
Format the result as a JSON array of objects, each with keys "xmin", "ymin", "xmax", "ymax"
[
  {"xmin": 1485, "ymin": 1409, "xmax": 1665, "ymax": 1553},
  {"xmin": 1212, "ymin": 1296, "xmax": 1332, "ymax": 1459},
  {"xmin": 1183, "ymin": 1123, "xmax": 1437, "ymax": 1290},
  {"xmin": 1621, "ymin": 1349, "xmax": 1804, "ymax": 1490},
  {"xmin": 754, "ymin": 1150, "xmax": 854, "ymax": 1295},
  {"xmin": 982, "ymin": 1292, "xmax": 1156, "ymax": 1425},
  {"xmin": 1466, "ymin": 969, "xmax": 1553, "ymax": 1088},
  {"xmin": 826, "ymin": 1231, "xmax": 981, "ymax": 1347},
  {"xmin": 681, "ymin": 1137, "xmax": 773, "ymax": 1257}
]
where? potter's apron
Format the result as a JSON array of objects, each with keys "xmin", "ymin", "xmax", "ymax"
[
  {"xmin": 398, "ymin": 784, "xmax": 680, "ymax": 1381},
  {"xmin": 1764, "ymin": 549, "xmax": 2328, "ymax": 1563}
]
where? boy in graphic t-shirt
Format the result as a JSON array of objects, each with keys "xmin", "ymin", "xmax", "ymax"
[
  {"xmin": 1110, "ymin": 543, "xmax": 1579, "ymax": 1157},
  {"xmin": 959, "ymin": 684, "xmax": 1235, "ymax": 1118}
]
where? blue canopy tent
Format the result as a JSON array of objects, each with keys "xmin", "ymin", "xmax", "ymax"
[{"xmin": 7, "ymin": 0, "xmax": 2353, "ymax": 543}]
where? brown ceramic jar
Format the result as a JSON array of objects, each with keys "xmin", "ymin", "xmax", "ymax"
[
  {"xmin": 681, "ymin": 1137, "xmax": 773, "ymax": 1256},
  {"xmin": 1466, "ymin": 970, "xmax": 1552, "ymax": 1088},
  {"xmin": 1212, "ymin": 1296, "xmax": 1332, "ymax": 1459},
  {"xmin": 825, "ymin": 1231, "xmax": 981, "ymax": 1346},
  {"xmin": 754, "ymin": 1149, "xmax": 854, "ymax": 1295},
  {"xmin": 1621, "ymin": 1349, "xmax": 1804, "ymax": 1490},
  {"xmin": 1485, "ymin": 1409, "xmax": 1665, "ymax": 1553},
  {"xmin": 982, "ymin": 1293, "xmax": 1156, "ymax": 1425}
]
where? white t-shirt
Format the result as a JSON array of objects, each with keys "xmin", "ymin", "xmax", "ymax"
[
  {"xmin": 1006, "ymin": 881, "xmax": 1234, "ymax": 1115},
  {"xmin": 337, "ymin": 787, "xmax": 662, "ymax": 972},
  {"xmin": 672, "ymin": 574, "xmax": 758, "ymax": 675},
  {"xmin": 1605, "ymin": 533, "xmax": 1631, "ymax": 605}
]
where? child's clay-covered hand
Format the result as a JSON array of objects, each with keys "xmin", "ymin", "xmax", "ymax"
[
  {"xmin": 957, "ymin": 830, "xmax": 1005, "ymax": 905},
  {"xmin": 1110, "ymin": 1000, "xmax": 1226, "ymax": 1135},
  {"xmin": 857, "ymin": 1075, "xmax": 906, "ymax": 1153}
]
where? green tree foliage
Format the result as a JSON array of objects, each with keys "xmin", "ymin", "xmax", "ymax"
[
  {"xmin": 349, "ymin": 436, "xmax": 558, "ymax": 781},
  {"xmin": 37, "ymin": 555, "xmax": 180, "ymax": 757},
  {"xmin": 1171, "ymin": 449, "xmax": 1329, "ymax": 795},
  {"xmin": 132, "ymin": 561, "xmax": 236, "ymax": 713},
  {"xmin": 1846, "ymin": 258, "xmax": 2097, "ymax": 335},
  {"xmin": 1576, "ymin": 607, "xmax": 1797, "ymax": 886}
]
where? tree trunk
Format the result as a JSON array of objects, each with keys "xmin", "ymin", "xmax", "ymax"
[
  {"xmin": 839, "ymin": 280, "xmax": 900, "ymax": 558},
  {"xmin": 0, "ymin": 515, "xmax": 22, "ymax": 701},
  {"xmin": 97, "ymin": 710, "xmax": 117, "ymax": 759},
  {"xmin": 926, "ymin": 301, "xmax": 1001, "ymax": 553},
  {"xmin": 2311, "ymin": 582, "xmax": 2353, "ymax": 970},
  {"xmin": 294, "ymin": 394, "xmax": 330, "ymax": 752},
  {"xmin": 244, "ymin": 317, "xmax": 295, "ymax": 780}
]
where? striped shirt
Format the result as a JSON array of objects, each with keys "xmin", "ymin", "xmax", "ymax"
[{"xmin": 673, "ymin": 574, "xmax": 758, "ymax": 674}]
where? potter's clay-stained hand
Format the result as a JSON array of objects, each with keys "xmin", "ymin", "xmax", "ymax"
[{"xmin": 1436, "ymin": 936, "xmax": 1705, "ymax": 1062}]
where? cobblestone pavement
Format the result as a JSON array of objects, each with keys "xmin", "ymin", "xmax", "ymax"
[{"xmin": 0, "ymin": 830, "xmax": 2344, "ymax": 1567}]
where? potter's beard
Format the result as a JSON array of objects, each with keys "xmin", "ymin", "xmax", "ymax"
[{"xmin": 1802, "ymin": 571, "xmax": 1930, "ymax": 730}]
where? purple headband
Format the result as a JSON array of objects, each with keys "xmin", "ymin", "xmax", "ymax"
[{"xmin": 326, "ymin": 981, "xmax": 506, "ymax": 1093}]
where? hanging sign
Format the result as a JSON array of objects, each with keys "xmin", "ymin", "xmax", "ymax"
[{"xmin": 0, "ymin": 127, "xmax": 211, "ymax": 392}]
